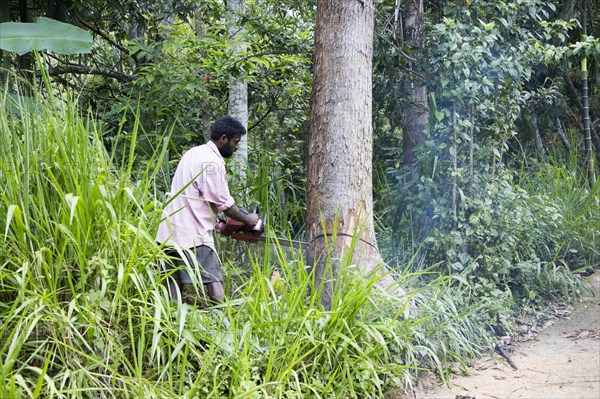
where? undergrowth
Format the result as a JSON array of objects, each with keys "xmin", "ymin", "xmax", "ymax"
[
  {"xmin": 0, "ymin": 73, "xmax": 494, "ymax": 398},
  {"xmin": 375, "ymin": 154, "xmax": 596, "ymax": 336}
]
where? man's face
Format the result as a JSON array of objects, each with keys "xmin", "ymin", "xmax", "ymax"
[{"xmin": 219, "ymin": 135, "xmax": 241, "ymax": 158}]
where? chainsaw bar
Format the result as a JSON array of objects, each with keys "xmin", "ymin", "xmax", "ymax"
[
  {"xmin": 252, "ymin": 235, "xmax": 308, "ymax": 250},
  {"xmin": 227, "ymin": 230, "xmax": 307, "ymax": 250},
  {"xmin": 216, "ymin": 208, "xmax": 308, "ymax": 250}
]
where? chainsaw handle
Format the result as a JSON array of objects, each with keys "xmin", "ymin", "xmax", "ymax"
[
  {"xmin": 216, "ymin": 204, "xmax": 263, "ymax": 238},
  {"xmin": 240, "ymin": 205, "xmax": 261, "ymax": 229}
]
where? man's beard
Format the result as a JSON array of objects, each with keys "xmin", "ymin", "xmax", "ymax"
[{"xmin": 219, "ymin": 143, "xmax": 236, "ymax": 158}]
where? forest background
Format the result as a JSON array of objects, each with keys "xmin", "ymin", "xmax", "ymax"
[{"xmin": 0, "ymin": 0, "xmax": 599, "ymax": 398}]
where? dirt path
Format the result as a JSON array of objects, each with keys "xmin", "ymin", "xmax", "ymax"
[{"xmin": 416, "ymin": 272, "xmax": 600, "ymax": 399}]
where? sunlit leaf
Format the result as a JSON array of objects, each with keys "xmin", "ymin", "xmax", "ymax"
[{"xmin": 0, "ymin": 17, "xmax": 92, "ymax": 55}]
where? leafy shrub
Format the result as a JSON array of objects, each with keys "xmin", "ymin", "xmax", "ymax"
[
  {"xmin": 379, "ymin": 162, "xmax": 585, "ymax": 334},
  {"xmin": 373, "ymin": 0, "xmax": 587, "ymax": 336}
]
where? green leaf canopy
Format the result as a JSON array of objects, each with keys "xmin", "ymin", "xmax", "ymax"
[{"xmin": 0, "ymin": 17, "xmax": 92, "ymax": 55}]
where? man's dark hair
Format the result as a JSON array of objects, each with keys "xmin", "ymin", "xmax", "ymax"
[{"xmin": 210, "ymin": 116, "xmax": 246, "ymax": 141}]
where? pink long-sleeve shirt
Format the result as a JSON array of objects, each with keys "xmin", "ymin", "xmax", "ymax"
[{"xmin": 156, "ymin": 141, "xmax": 235, "ymax": 250}]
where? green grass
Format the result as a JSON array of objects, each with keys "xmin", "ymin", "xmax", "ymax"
[{"xmin": 515, "ymin": 157, "xmax": 600, "ymax": 269}]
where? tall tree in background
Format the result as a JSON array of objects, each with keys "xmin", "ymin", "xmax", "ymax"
[
  {"xmin": 581, "ymin": 0, "xmax": 596, "ymax": 187},
  {"xmin": 307, "ymin": 0, "xmax": 393, "ymax": 309},
  {"xmin": 401, "ymin": 0, "xmax": 427, "ymax": 167},
  {"xmin": 194, "ymin": 6, "xmax": 214, "ymax": 141},
  {"xmin": 228, "ymin": 0, "xmax": 249, "ymax": 172},
  {"xmin": 557, "ymin": 0, "xmax": 599, "ymax": 175}
]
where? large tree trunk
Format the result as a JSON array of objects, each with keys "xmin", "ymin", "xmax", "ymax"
[
  {"xmin": 401, "ymin": 0, "xmax": 428, "ymax": 167},
  {"xmin": 307, "ymin": 0, "xmax": 393, "ymax": 310},
  {"xmin": 228, "ymin": 0, "xmax": 249, "ymax": 173}
]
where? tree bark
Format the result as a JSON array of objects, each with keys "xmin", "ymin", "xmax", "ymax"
[
  {"xmin": 530, "ymin": 111, "xmax": 547, "ymax": 162},
  {"xmin": 556, "ymin": 117, "xmax": 571, "ymax": 167},
  {"xmin": 562, "ymin": 67, "xmax": 600, "ymax": 163},
  {"xmin": 195, "ymin": 9, "xmax": 212, "ymax": 141},
  {"xmin": 308, "ymin": 0, "xmax": 393, "ymax": 310},
  {"xmin": 581, "ymin": 0, "xmax": 596, "ymax": 187},
  {"xmin": 228, "ymin": 0, "xmax": 249, "ymax": 173},
  {"xmin": 401, "ymin": 0, "xmax": 427, "ymax": 167},
  {"xmin": 17, "ymin": 0, "xmax": 34, "ymax": 88},
  {"xmin": 44, "ymin": 65, "xmax": 132, "ymax": 82}
]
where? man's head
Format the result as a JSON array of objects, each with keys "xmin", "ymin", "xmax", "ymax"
[{"xmin": 210, "ymin": 116, "xmax": 246, "ymax": 158}]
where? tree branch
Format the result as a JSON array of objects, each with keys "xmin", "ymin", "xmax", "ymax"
[
  {"xmin": 43, "ymin": 65, "xmax": 133, "ymax": 82},
  {"xmin": 248, "ymin": 88, "xmax": 283, "ymax": 132},
  {"xmin": 79, "ymin": 21, "xmax": 131, "ymax": 56}
]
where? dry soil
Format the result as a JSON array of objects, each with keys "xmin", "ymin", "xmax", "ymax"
[{"xmin": 415, "ymin": 271, "xmax": 600, "ymax": 399}]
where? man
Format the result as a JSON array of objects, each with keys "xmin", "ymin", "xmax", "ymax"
[{"xmin": 156, "ymin": 116, "xmax": 259, "ymax": 304}]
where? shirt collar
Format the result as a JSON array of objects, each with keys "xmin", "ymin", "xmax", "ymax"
[{"xmin": 207, "ymin": 140, "xmax": 224, "ymax": 161}]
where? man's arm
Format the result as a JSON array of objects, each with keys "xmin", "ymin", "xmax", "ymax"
[{"xmin": 223, "ymin": 205, "xmax": 260, "ymax": 227}]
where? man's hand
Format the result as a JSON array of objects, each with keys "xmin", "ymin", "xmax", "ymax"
[
  {"xmin": 223, "ymin": 205, "xmax": 259, "ymax": 228},
  {"xmin": 246, "ymin": 212, "xmax": 260, "ymax": 228}
]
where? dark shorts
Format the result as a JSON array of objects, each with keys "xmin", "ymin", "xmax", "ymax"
[{"xmin": 163, "ymin": 245, "xmax": 223, "ymax": 284}]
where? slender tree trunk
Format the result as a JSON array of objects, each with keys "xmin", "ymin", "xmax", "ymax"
[
  {"xmin": 556, "ymin": 117, "xmax": 570, "ymax": 152},
  {"xmin": 308, "ymin": 0, "xmax": 393, "ymax": 309},
  {"xmin": 401, "ymin": 0, "xmax": 427, "ymax": 167},
  {"xmin": 451, "ymin": 105, "xmax": 458, "ymax": 244},
  {"xmin": 563, "ymin": 67, "xmax": 600, "ymax": 165},
  {"xmin": 581, "ymin": 60, "xmax": 595, "ymax": 186},
  {"xmin": 581, "ymin": 0, "xmax": 595, "ymax": 186},
  {"xmin": 195, "ymin": 9, "xmax": 212, "ymax": 141},
  {"xmin": 591, "ymin": 116, "xmax": 600, "ymax": 161},
  {"xmin": 556, "ymin": 117, "xmax": 571, "ymax": 168},
  {"xmin": 228, "ymin": 0, "xmax": 249, "ymax": 173},
  {"xmin": 468, "ymin": 103, "xmax": 475, "ymax": 190},
  {"xmin": 530, "ymin": 111, "xmax": 547, "ymax": 162}
]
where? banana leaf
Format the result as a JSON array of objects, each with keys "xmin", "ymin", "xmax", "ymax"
[{"xmin": 0, "ymin": 17, "xmax": 92, "ymax": 55}]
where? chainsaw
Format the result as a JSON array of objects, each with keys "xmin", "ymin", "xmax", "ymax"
[{"xmin": 216, "ymin": 206, "xmax": 307, "ymax": 249}]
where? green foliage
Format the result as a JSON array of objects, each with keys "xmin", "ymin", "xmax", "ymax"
[
  {"xmin": 221, "ymin": 145, "xmax": 307, "ymax": 241},
  {"xmin": 427, "ymin": 0, "xmax": 573, "ymax": 151},
  {"xmin": 86, "ymin": 1, "xmax": 313, "ymax": 190},
  {"xmin": 94, "ymin": 16, "xmax": 228, "ymax": 154},
  {"xmin": 375, "ymin": 0, "xmax": 589, "ymax": 334},
  {"xmin": 516, "ymin": 157, "xmax": 600, "ymax": 268},
  {"xmin": 0, "ymin": 17, "xmax": 92, "ymax": 55}
]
